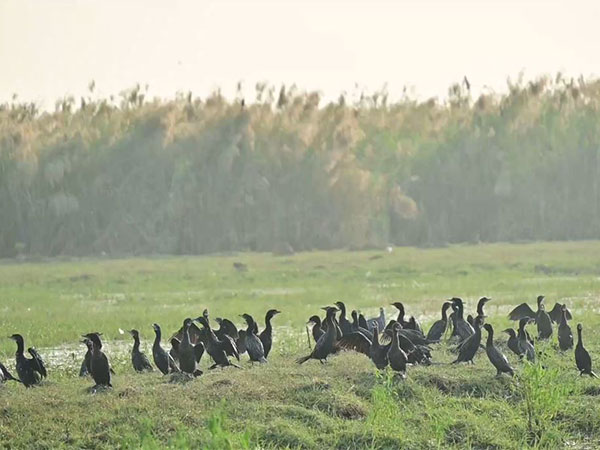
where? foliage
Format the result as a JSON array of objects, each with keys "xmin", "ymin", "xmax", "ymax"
[{"xmin": 2, "ymin": 76, "xmax": 600, "ymax": 256}]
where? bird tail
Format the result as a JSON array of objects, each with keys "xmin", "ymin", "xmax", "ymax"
[{"xmin": 296, "ymin": 354, "xmax": 311, "ymax": 365}]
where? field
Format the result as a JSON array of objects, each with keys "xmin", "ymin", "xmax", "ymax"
[{"xmin": 1, "ymin": 241, "xmax": 600, "ymax": 449}]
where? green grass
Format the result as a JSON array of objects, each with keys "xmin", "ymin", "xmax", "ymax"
[{"xmin": 1, "ymin": 241, "xmax": 600, "ymax": 448}]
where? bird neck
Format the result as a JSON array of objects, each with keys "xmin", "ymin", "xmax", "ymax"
[
  {"xmin": 132, "ymin": 336, "xmax": 140, "ymax": 351},
  {"xmin": 264, "ymin": 315, "xmax": 273, "ymax": 333},
  {"xmin": 153, "ymin": 329, "xmax": 162, "ymax": 346},
  {"xmin": 14, "ymin": 338, "xmax": 24, "ymax": 355},
  {"xmin": 486, "ymin": 329, "xmax": 494, "ymax": 346},
  {"xmin": 441, "ymin": 307, "xmax": 448, "ymax": 321},
  {"xmin": 246, "ymin": 320, "xmax": 256, "ymax": 335},
  {"xmin": 577, "ymin": 328, "xmax": 583, "ymax": 347}
]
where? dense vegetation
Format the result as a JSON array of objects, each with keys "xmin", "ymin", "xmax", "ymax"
[
  {"xmin": 1, "ymin": 242, "xmax": 600, "ymax": 448},
  {"xmin": 2, "ymin": 75, "xmax": 600, "ymax": 256}
]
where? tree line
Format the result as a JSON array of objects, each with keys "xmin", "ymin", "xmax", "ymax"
[{"xmin": 1, "ymin": 75, "xmax": 599, "ymax": 257}]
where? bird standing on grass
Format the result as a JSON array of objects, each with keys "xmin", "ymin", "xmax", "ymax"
[
  {"xmin": 9, "ymin": 334, "xmax": 46, "ymax": 387},
  {"xmin": 427, "ymin": 301, "xmax": 452, "ymax": 342},
  {"xmin": 151, "ymin": 323, "xmax": 179, "ymax": 375},
  {"xmin": 387, "ymin": 323, "xmax": 408, "ymax": 378},
  {"xmin": 82, "ymin": 332, "xmax": 111, "ymax": 389},
  {"xmin": 128, "ymin": 329, "xmax": 153, "ymax": 372},
  {"xmin": 259, "ymin": 309, "xmax": 281, "ymax": 358},
  {"xmin": 483, "ymin": 324, "xmax": 514, "ymax": 377},
  {"xmin": 575, "ymin": 323, "xmax": 597, "ymax": 378},
  {"xmin": 452, "ymin": 316, "xmax": 483, "ymax": 364},
  {"xmin": 241, "ymin": 313, "xmax": 267, "ymax": 363},
  {"xmin": 517, "ymin": 319, "xmax": 536, "ymax": 362},
  {"xmin": 178, "ymin": 318, "xmax": 204, "ymax": 377},
  {"xmin": 297, "ymin": 306, "xmax": 340, "ymax": 364},
  {"xmin": 558, "ymin": 305, "xmax": 574, "ymax": 351}
]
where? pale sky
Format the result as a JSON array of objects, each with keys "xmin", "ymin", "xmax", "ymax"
[{"xmin": 1, "ymin": 0, "xmax": 599, "ymax": 108}]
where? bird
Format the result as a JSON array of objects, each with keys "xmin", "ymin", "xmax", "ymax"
[
  {"xmin": 358, "ymin": 313, "xmax": 369, "ymax": 331},
  {"xmin": 366, "ymin": 307, "xmax": 386, "ymax": 332},
  {"xmin": 195, "ymin": 316, "xmax": 240, "ymax": 369},
  {"xmin": 369, "ymin": 323, "xmax": 390, "ymax": 370},
  {"xmin": 241, "ymin": 313, "xmax": 267, "ymax": 363},
  {"xmin": 558, "ymin": 305, "xmax": 574, "ymax": 351},
  {"xmin": 259, "ymin": 309, "xmax": 281, "ymax": 358},
  {"xmin": 387, "ymin": 323, "xmax": 408, "ymax": 378},
  {"xmin": 452, "ymin": 316, "xmax": 483, "ymax": 364},
  {"xmin": 178, "ymin": 318, "xmax": 204, "ymax": 376},
  {"xmin": 575, "ymin": 324, "xmax": 597, "ymax": 378},
  {"xmin": 427, "ymin": 301, "xmax": 452, "ymax": 342},
  {"xmin": 351, "ymin": 310, "xmax": 373, "ymax": 341},
  {"xmin": 297, "ymin": 306, "xmax": 340, "ymax": 364},
  {"xmin": 502, "ymin": 328, "xmax": 521, "ymax": 357},
  {"xmin": 450, "ymin": 298, "xmax": 475, "ymax": 342},
  {"xmin": 214, "ymin": 317, "xmax": 240, "ymax": 341},
  {"xmin": 509, "ymin": 295, "xmax": 571, "ymax": 324},
  {"xmin": 517, "ymin": 319, "xmax": 536, "ymax": 362},
  {"xmin": 549, "ymin": 302, "xmax": 572, "ymax": 324},
  {"xmin": 483, "ymin": 324, "xmax": 514, "ymax": 377},
  {"xmin": 536, "ymin": 299, "xmax": 553, "ymax": 340},
  {"xmin": 307, "ymin": 315, "xmax": 325, "ymax": 343},
  {"xmin": 169, "ymin": 337, "xmax": 180, "ymax": 365},
  {"xmin": 476, "ymin": 297, "xmax": 492, "ymax": 322},
  {"xmin": 407, "ymin": 316, "xmax": 424, "ymax": 335},
  {"xmin": 82, "ymin": 333, "xmax": 112, "ymax": 389},
  {"xmin": 390, "ymin": 302, "xmax": 411, "ymax": 328},
  {"xmin": 0, "ymin": 360, "xmax": 20, "ymax": 383},
  {"xmin": 128, "ymin": 329, "xmax": 153, "ymax": 372},
  {"xmin": 151, "ymin": 323, "xmax": 179, "ymax": 375},
  {"xmin": 334, "ymin": 301, "xmax": 353, "ymax": 336},
  {"xmin": 9, "ymin": 334, "xmax": 46, "ymax": 387}
]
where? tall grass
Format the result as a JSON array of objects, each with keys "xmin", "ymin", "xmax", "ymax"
[{"xmin": 2, "ymin": 75, "xmax": 600, "ymax": 256}]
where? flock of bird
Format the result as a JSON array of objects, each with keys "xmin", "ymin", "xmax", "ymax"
[
  {"xmin": 0, "ymin": 296, "xmax": 596, "ymax": 391},
  {"xmin": 297, "ymin": 296, "xmax": 595, "ymax": 379}
]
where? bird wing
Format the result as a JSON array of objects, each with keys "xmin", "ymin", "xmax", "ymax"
[
  {"xmin": 508, "ymin": 303, "xmax": 536, "ymax": 321},
  {"xmin": 27, "ymin": 348, "xmax": 47, "ymax": 378},
  {"xmin": 337, "ymin": 332, "xmax": 371, "ymax": 356},
  {"xmin": 221, "ymin": 335, "xmax": 240, "ymax": 361},
  {"xmin": 221, "ymin": 319, "xmax": 239, "ymax": 340},
  {"xmin": 194, "ymin": 342, "xmax": 205, "ymax": 363},
  {"xmin": 548, "ymin": 303, "xmax": 572, "ymax": 323}
]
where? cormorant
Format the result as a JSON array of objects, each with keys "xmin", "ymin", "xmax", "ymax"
[
  {"xmin": 450, "ymin": 298, "xmax": 475, "ymax": 342},
  {"xmin": 558, "ymin": 305, "xmax": 573, "ymax": 351},
  {"xmin": 387, "ymin": 323, "xmax": 408, "ymax": 378},
  {"xmin": 502, "ymin": 328, "xmax": 521, "ymax": 357},
  {"xmin": 334, "ymin": 301, "xmax": 353, "ymax": 336},
  {"xmin": 408, "ymin": 316, "xmax": 424, "ymax": 335},
  {"xmin": 82, "ymin": 333, "xmax": 111, "ymax": 389},
  {"xmin": 307, "ymin": 315, "xmax": 325, "ymax": 343},
  {"xmin": 517, "ymin": 319, "xmax": 536, "ymax": 362},
  {"xmin": 452, "ymin": 316, "xmax": 482, "ymax": 364},
  {"xmin": 351, "ymin": 310, "xmax": 373, "ymax": 341},
  {"xmin": 79, "ymin": 337, "xmax": 94, "ymax": 377},
  {"xmin": 0, "ymin": 360, "xmax": 19, "ymax": 383},
  {"xmin": 178, "ymin": 318, "xmax": 204, "ymax": 376},
  {"xmin": 358, "ymin": 313, "xmax": 369, "ymax": 331},
  {"xmin": 390, "ymin": 302, "xmax": 411, "ymax": 328},
  {"xmin": 549, "ymin": 302, "xmax": 572, "ymax": 323},
  {"xmin": 575, "ymin": 324, "xmax": 597, "ymax": 377},
  {"xmin": 369, "ymin": 323, "xmax": 390, "ymax": 369},
  {"xmin": 215, "ymin": 317, "xmax": 240, "ymax": 341},
  {"xmin": 297, "ymin": 307, "xmax": 340, "ymax": 364},
  {"xmin": 476, "ymin": 297, "xmax": 492, "ymax": 322},
  {"xmin": 427, "ymin": 301, "xmax": 452, "ymax": 342},
  {"xmin": 259, "ymin": 309, "xmax": 281, "ymax": 358},
  {"xmin": 169, "ymin": 337, "xmax": 180, "ymax": 364},
  {"xmin": 195, "ymin": 316, "xmax": 241, "ymax": 369},
  {"xmin": 241, "ymin": 314, "xmax": 267, "ymax": 363},
  {"xmin": 9, "ymin": 334, "xmax": 46, "ymax": 387},
  {"xmin": 483, "ymin": 324, "xmax": 514, "ymax": 377},
  {"xmin": 366, "ymin": 307, "xmax": 386, "ymax": 332},
  {"xmin": 151, "ymin": 323, "xmax": 179, "ymax": 375},
  {"xmin": 536, "ymin": 299, "xmax": 553, "ymax": 340},
  {"xmin": 128, "ymin": 330, "xmax": 153, "ymax": 372}
]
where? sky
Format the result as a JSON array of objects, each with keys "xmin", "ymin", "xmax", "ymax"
[{"xmin": 1, "ymin": 0, "xmax": 599, "ymax": 108}]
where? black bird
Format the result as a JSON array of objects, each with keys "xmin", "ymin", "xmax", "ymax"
[
  {"xmin": 450, "ymin": 298, "xmax": 475, "ymax": 342},
  {"xmin": 476, "ymin": 297, "xmax": 492, "ymax": 321},
  {"xmin": 297, "ymin": 307, "xmax": 340, "ymax": 364},
  {"xmin": 407, "ymin": 316, "xmax": 424, "ymax": 335},
  {"xmin": 334, "ymin": 301, "xmax": 353, "ymax": 336},
  {"xmin": 307, "ymin": 315, "xmax": 325, "ymax": 343},
  {"xmin": 508, "ymin": 295, "xmax": 544, "ymax": 321},
  {"xmin": 0, "ymin": 360, "xmax": 19, "ymax": 383},
  {"xmin": 452, "ymin": 316, "xmax": 483, "ymax": 364},
  {"xmin": 195, "ymin": 316, "xmax": 240, "ymax": 369},
  {"xmin": 178, "ymin": 318, "xmax": 204, "ymax": 376},
  {"xmin": 390, "ymin": 302, "xmax": 411, "ymax": 328},
  {"xmin": 82, "ymin": 333, "xmax": 111, "ymax": 388},
  {"xmin": 427, "ymin": 301, "xmax": 452, "ymax": 342},
  {"xmin": 259, "ymin": 309, "xmax": 281, "ymax": 358},
  {"xmin": 536, "ymin": 299, "xmax": 553, "ymax": 340},
  {"xmin": 387, "ymin": 323, "xmax": 408, "ymax": 378},
  {"xmin": 9, "ymin": 334, "xmax": 46, "ymax": 387},
  {"xmin": 558, "ymin": 305, "xmax": 574, "ymax": 351},
  {"xmin": 358, "ymin": 313, "xmax": 369, "ymax": 331},
  {"xmin": 215, "ymin": 317, "xmax": 240, "ymax": 341},
  {"xmin": 366, "ymin": 307, "xmax": 386, "ymax": 332},
  {"xmin": 79, "ymin": 338, "xmax": 92, "ymax": 377},
  {"xmin": 236, "ymin": 316, "xmax": 258, "ymax": 355},
  {"xmin": 517, "ymin": 319, "xmax": 536, "ymax": 362},
  {"xmin": 502, "ymin": 328, "xmax": 521, "ymax": 357},
  {"xmin": 483, "ymin": 324, "xmax": 514, "ymax": 377},
  {"xmin": 351, "ymin": 310, "xmax": 373, "ymax": 341},
  {"xmin": 575, "ymin": 324, "xmax": 597, "ymax": 378},
  {"xmin": 128, "ymin": 330, "xmax": 153, "ymax": 372},
  {"xmin": 151, "ymin": 323, "xmax": 178, "ymax": 375},
  {"xmin": 241, "ymin": 314, "xmax": 267, "ymax": 363},
  {"xmin": 369, "ymin": 323, "xmax": 390, "ymax": 370},
  {"xmin": 549, "ymin": 302, "xmax": 572, "ymax": 324}
]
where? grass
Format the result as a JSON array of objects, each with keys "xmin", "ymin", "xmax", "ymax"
[{"xmin": 1, "ymin": 241, "xmax": 600, "ymax": 448}]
